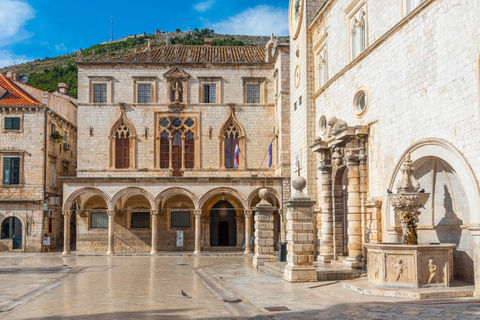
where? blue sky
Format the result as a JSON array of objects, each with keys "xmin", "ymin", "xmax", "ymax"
[{"xmin": 0, "ymin": 0, "xmax": 289, "ymax": 68}]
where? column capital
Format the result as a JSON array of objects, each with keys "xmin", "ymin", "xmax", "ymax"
[
  {"xmin": 150, "ymin": 210, "xmax": 159, "ymax": 216},
  {"xmin": 107, "ymin": 210, "xmax": 115, "ymax": 217},
  {"xmin": 244, "ymin": 209, "xmax": 253, "ymax": 218},
  {"xmin": 62, "ymin": 210, "xmax": 72, "ymax": 218},
  {"xmin": 194, "ymin": 209, "xmax": 202, "ymax": 218}
]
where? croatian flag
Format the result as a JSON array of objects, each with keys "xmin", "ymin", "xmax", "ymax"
[
  {"xmin": 233, "ymin": 139, "xmax": 240, "ymax": 170},
  {"xmin": 268, "ymin": 140, "xmax": 273, "ymax": 167}
]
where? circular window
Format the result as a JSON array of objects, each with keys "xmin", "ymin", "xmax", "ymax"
[
  {"xmin": 295, "ymin": 65, "xmax": 301, "ymax": 88},
  {"xmin": 319, "ymin": 115, "xmax": 327, "ymax": 136},
  {"xmin": 353, "ymin": 89, "xmax": 369, "ymax": 117}
]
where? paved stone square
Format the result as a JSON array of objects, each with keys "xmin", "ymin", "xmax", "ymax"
[{"xmin": 0, "ymin": 254, "xmax": 479, "ymax": 319}]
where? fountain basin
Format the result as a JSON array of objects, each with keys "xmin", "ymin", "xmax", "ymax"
[{"xmin": 365, "ymin": 243, "xmax": 455, "ymax": 289}]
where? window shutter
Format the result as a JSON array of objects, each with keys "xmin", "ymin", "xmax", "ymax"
[
  {"xmin": 11, "ymin": 158, "xmax": 19, "ymax": 184},
  {"xmin": 115, "ymin": 138, "xmax": 122, "ymax": 168},
  {"xmin": 3, "ymin": 158, "xmax": 10, "ymax": 184},
  {"xmin": 123, "ymin": 138, "xmax": 130, "ymax": 168},
  {"xmin": 4, "ymin": 118, "xmax": 12, "ymax": 130},
  {"xmin": 12, "ymin": 118, "xmax": 20, "ymax": 130}
]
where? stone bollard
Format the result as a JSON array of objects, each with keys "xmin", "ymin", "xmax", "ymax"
[
  {"xmin": 283, "ymin": 176, "xmax": 317, "ymax": 282},
  {"xmin": 252, "ymin": 188, "xmax": 276, "ymax": 269}
]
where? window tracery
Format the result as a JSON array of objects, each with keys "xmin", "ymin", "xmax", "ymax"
[
  {"xmin": 219, "ymin": 106, "xmax": 246, "ymax": 169},
  {"xmin": 109, "ymin": 106, "xmax": 136, "ymax": 170}
]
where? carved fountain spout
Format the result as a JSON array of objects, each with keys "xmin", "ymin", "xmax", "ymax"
[{"xmin": 388, "ymin": 154, "xmax": 430, "ymax": 245}]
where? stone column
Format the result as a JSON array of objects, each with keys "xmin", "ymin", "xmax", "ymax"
[
  {"xmin": 283, "ymin": 176, "xmax": 317, "ymax": 282},
  {"xmin": 343, "ymin": 150, "xmax": 363, "ymax": 268},
  {"xmin": 194, "ymin": 210, "xmax": 202, "ymax": 254},
  {"xmin": 62, "ymin": 210, "xmax": 72, "ymax": 256},
  {"xmin": 468, "ymin": 224, "xmax": 480, "ymax": 297},
  {"xmin": 202, "ymin": 216, "xmax": 211, "ymax": 249},
  {"xmin": 244, "ymin": 209, "xmax": 253, "ymax": 254},
  {"xmin": 252, "ymin": 189, "xmax": 276, "ymax": 268},
  {"xmin": 106, "ymin": 210, "xmax": 115, "ymax": 255},
  {"xmin": 318, "ymin": 151, "xmax": 334, "ymax": 263},
  {"xmin": 150, "ymin": 210, "xmax": 159, "ymax": 255}
]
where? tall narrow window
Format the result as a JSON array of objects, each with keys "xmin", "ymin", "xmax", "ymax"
[
  {"xmin": 351, "ymin": 19, "xmax": 358, "ymax": 59},
  {"xmin": 3, "ymin": 157, "xmax": 20, "ymax": 185},
  {"xmin": 317, "ymin": 48, "xmax": 327, "ymax": 89},
  {"xmin": 172, "ymin": 131, "xmax": 182, "ymax": 176},
  {"xmin": 138, "ymin": 84, "xmax": 152, "ymax": 103},
  {"xmin": 358, "ymin": 12, "xmax": 366, "ymax": 54},
  {"xmin": 185, "ymin": 131, "xmax": 195, "ymax": 169},
  {"xmin": 115, "ymin": 124, "xmax": 130, "ymax": 169},
  {"xmin": 203, "ymin": 84, "xmax": 217, "ymax": 103},
  {"xmin": 93, "ymin": 84, "xmax": 107, "ymax": 103},
  {"xmin": 224, "ymin": 124, "xmax": 239, "ymax": 169},
  {"xmin": 160, "ymin": 131, "xmax": 170, "ymax": 169},
  {"xmin": 246, "ymin": 84, "xmax": 261, "ymax": 103}
]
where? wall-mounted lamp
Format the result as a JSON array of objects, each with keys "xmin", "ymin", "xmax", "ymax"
[
  {"xmin": 221, "ymin": 193, "xmax": 226, "ymax": 201},
  {"xmin": 209, "ymin": 126, "xmax": 213, "ymax": 139},
  {"xmin": 43, "ymin": 202, "xmax": 49, "ymax": 211},
  {"xmin": 145, "ymin": 127, "xmax": 149, "ymax": 139},
  {"xmin": 90, "ymin": 126, "xmax": 94, "ymax": 136}
]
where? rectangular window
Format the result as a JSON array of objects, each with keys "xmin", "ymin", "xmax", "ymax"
[
  {"xmin": 3, "ymin": 157, "xmax": 20, "ymax": 185},
  {"xmin": 246, "ymin": 84, "xmax": 261, "ymax": 104},
  {"xmin": 49, "ymin": 162, "xmax": 55, "ymax": 187},
  {"xmin": 50, "ymin": 123, "xmax": 56, "ymax": 135},
  {"xmin": 171, "ymin": 211, "xmax": 190, "ymax": 228},
  {"xmin": 131, "ymin": 212, "xmax": 150, "ymax": 229},
  {"xmin": 63, "ymin": 164, "xmax": 68, "ymax": 177},
  {"xmin": 299, "ymin": 95, "xmax": 302, "ymax": 106},
  {"xmin": 294, "ymin": 102, "xmax": 297, "ymax": 111},
  {"xmin": 93, "ymin": 84, "xmax": 107, "ymax": 103},
  {"xmin": 138, "ymin": 84, "xmax": 152, "ymax": 103},
  {"xmin": 203, "ymin": 84, "xmax": 217, "ymax": 103},
  {"xmin": 91, "ymin": 212, "xmax": 108, "ymax": 229},
  {"xmin": 63, "ymin": 131, "xmax": 68, "ymax": 143},
  {"xmin": 4, "ymin": 117, "xmax": 20, "ymax": 130}
]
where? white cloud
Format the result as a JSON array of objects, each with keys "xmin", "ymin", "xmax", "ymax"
[
  {"xmin": 0, "ymin": 0, "xmax": 36, "ymax": 68},
  {"xmin": 211, "ymin": 5, "xmax": 288, "ymax": 36},
  {"xmin": 0, "ymin": 0, "xmax": 35, "ymax": 45},
  {"xmin": 194, "ymin": 0, "xmax": 216, "ymax": 12},
  {"xmin": 0, "ymin": 49, "xmax": 32, "ymax": 68}
]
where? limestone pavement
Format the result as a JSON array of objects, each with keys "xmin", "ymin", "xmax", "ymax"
[{"xmin": 0, "ymin": 254, "xmax": 479, "ymax": 319}]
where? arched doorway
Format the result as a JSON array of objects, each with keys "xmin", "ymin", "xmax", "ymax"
[
  {"xmin": 210, "ymin": 201, "xmax": 237, "ymax": 247},
  {"xmin": 1, "ymin": 217, "xmax": 22, "ymax": 249}
]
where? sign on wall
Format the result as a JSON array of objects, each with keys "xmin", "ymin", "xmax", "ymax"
[{"xmin": 176, "ymin": 230, "xmax": 184, "ymax": 247}]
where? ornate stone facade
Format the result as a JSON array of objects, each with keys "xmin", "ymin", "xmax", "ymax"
[{"xmin": 63, "ymin": 38, "xmax": 291, "ymax": 253}]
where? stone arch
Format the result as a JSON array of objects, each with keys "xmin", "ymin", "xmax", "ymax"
[
  {"xmin": 155, "ymin": 187, "xmax": 199, "ymax": 210},
  {"xmin": 247, "ymin": 187, "xmax": 282, "ymax": 209},
  {"xmin": 111, "ymin": 187, "xmax": 155, "ymax": 210},
  {"xmin": 198, "ymin": 187, "xmax": 248, "ymax": 213},
  {"xmin": 0, "ymin": 213, "xmax": 25, "ymax": 229},
  {"xmin": 387, "ymin": 138, "xmax": 480, "ymax": 225},
  {"xmin": 63, "ymin": 187, "xmax": 112, "ymax": 211}
]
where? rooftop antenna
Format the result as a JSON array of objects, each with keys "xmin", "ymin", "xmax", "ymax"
[
  {"xmin": 110, "ymin": 15, "xmax": 113, "ymax": 42},
  {"xmin": 165, "ymin": 31, "xmax": 168, "ymax": 46}
]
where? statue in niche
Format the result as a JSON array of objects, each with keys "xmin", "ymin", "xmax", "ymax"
[
  {"xmin": 171, "ymin": 80, "xmax": 183, "ymax": 103},
  {"xmin": 393, "ymin": 258, "xmax": 407, "ymax": 281},
  {"xmin": 428, "ymin": 258, "xmax": 437, "ymax": 284}
]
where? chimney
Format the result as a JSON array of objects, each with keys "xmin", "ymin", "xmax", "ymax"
[
  {"xmin": 6, "ymin": 72, "xmax": 17, "ymax": 80},
  {"xmin": 204, "ymin": 38, "xmax": 213, "ymax": 46},
  {"xmin": 58, "ymin": 83, "xmax": 67, "ymax": 94}
]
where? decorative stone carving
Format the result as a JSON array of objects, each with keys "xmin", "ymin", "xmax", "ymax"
[
  {"xmin": 164, "ymin": 67, "xmax": 191, "ymax": 111},
  {"xmin": 428, "ymin": 258, "xmax": 437, "ymax": 284}
]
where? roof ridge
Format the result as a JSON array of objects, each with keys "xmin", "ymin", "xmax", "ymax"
[{"xmin": 0, "ymin": 74, "xmax": 43, "ymax": 106}]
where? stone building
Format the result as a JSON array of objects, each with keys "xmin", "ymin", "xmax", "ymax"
[
  {"xmin": 289, "ymin": 0, "xmax": 480, "ymax": 292},
  {"xmin": 61, "ymin": 38, "xmax": 290, "ymax": 254},
  {"xmin": 0, "ymin": 74, "xmax": 78, "ymax": 252}
]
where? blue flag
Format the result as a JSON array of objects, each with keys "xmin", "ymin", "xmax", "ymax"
[{"xmin": 268, "ymin": 140, "xmax": 273, "ymax": 167}]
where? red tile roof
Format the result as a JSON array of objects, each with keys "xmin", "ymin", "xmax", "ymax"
[{"xmin": 0, "ymin": 74, "xmax": 43, "ymax": 106}]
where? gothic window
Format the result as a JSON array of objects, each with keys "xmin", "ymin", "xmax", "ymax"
[
  {"xmin": 185, "ymin": 131, "xmax": 195, "ymax": 169},
  {"xmin": 350, "ymin": 18, "xmax": 358, "ymax": 60},
  {"xmin": 219, "ymin": 108, "xmax": 246, "ymax": 169},
  {"xmin": 115, "ymin": 123, "xmax": 130, "ymax": 169},
  {"xmin": 348, "ymin": 7, "xmax": 367, "ymax": 61},
  {"xmin": 160, "ymin": 131, "xmax": 170, "ymax": 169},
  {"xmin": 316, "ymin": 48, "xmax": 328, "ymax": 89},
  {"xmin": 358, "ymin": 11, "xmax": 366, "ymax": 53},
  {"xmin": 109, "ymin": 108, "xmax": 136, "ymax": 170},
  {"xmin": 156, "ymin": 115, "xmax": 198, "ymax": 174}
]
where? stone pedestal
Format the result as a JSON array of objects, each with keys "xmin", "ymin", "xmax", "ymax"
[
  {"xmin": 252, "ymin": 191, "xmax": 276, "ymax": 268},
  {"xmin": 283, "ymin": 176, "xmax": 317, "ymax": 282},
  {"xmin": 365, "ymin": 243, "xmax": 455, "ymax": 288}
]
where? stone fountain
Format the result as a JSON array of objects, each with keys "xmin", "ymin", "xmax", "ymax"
[{"xmin": 364, "ymin": 154, "xmax": 455, "ymax": 288}]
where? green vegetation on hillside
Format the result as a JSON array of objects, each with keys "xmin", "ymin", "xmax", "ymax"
[
  {"xmin": 169, "ymin": 29, "xmax": 244, "ymax": 46},
  {"xmin": 27, "ymin": 64, "xmax": 78, "ymax": 98}
]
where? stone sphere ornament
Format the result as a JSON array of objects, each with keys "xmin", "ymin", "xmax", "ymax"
[
  {"xmin": 258, "ymin": 188, "xmax": 270, "ymax": 205},
  {"xmin": 292, "ymin": 175, "xmax": 306, "ymax": 191}
]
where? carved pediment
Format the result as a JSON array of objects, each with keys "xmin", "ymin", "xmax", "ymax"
[{"xmin": 163, "ymin": 67, "xmax": 191, "ymax": 81}]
